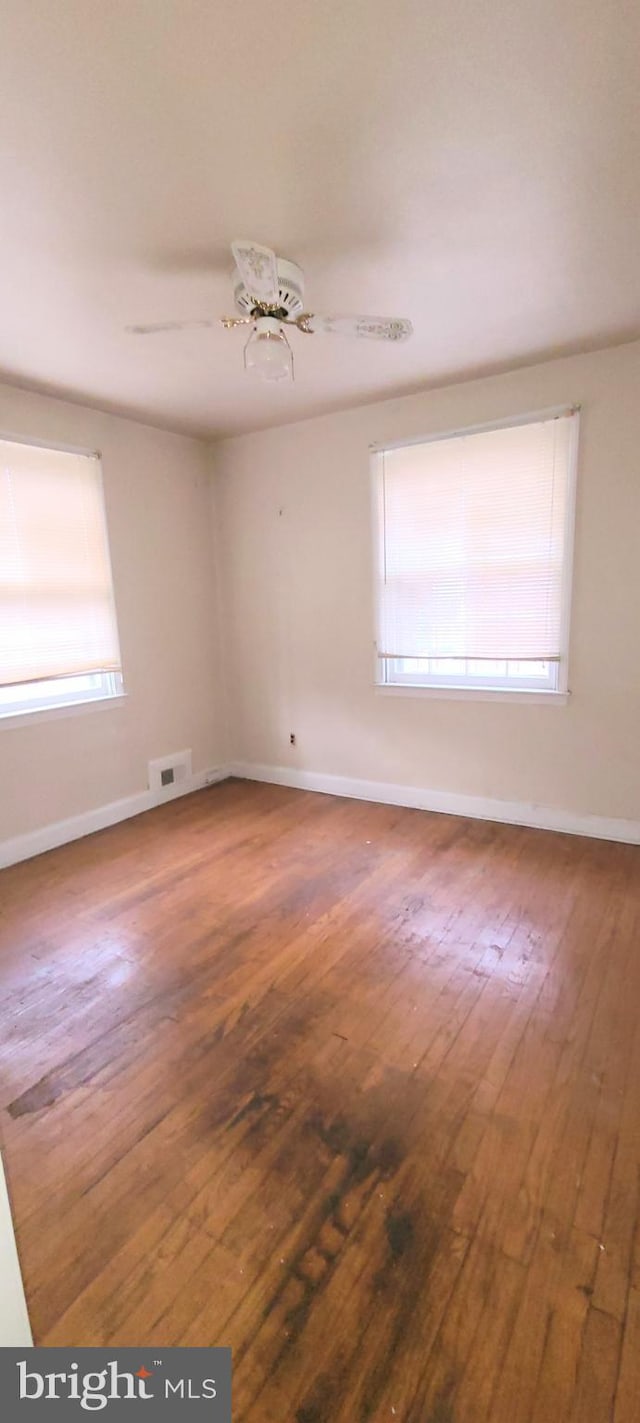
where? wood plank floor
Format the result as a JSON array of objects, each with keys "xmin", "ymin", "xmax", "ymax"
[{"xmin": 1, "ymin": 779, "xmax": 639, "ymax": 1421}]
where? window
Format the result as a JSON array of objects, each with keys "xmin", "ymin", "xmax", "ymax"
[
  {"xmin": 373, "ymin": 408, "xmax": 578, "ymax": 696},
  {"xmin": 0, "ymin": 437, "xmax": 123, "ymax": 719}
]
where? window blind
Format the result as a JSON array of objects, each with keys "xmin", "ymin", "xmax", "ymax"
[
  {"xmin": 0, "ymin": 438, "xmax": 121, "ymax": 687},
  {"xmin": 375, "ymin": 412, "xmax": 577, "ymax": 665}
]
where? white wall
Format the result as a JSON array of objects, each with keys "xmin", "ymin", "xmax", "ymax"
[
  {"xmin": 0, "ymin": 1153, "xmax": 31, "ymax": 1345},
  {"xmin": 0, "ymin": 382, "xmax": 227, "ymax": 843},
  {"xmin": 3, "ymin": 340, "xmax": 638, "ymax": 851},
  {"xmin": 212, "ymin": 340, "xmax": 640, "ymax": 828}
]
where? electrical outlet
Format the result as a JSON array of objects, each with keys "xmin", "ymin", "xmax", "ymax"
[{"xmin": 290, "ymin": 733, "xmax": 296, "ymax": 746}]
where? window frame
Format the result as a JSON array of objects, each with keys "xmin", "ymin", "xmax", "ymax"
[
  {"xmin": 370, "ymin": 405, "xmax": 580, "ymax": 702},
  {"xmin": 382, "ymin": 657, "xmax": 559, "ymax": 693},
  {"xmin": 0, "ymin": 431, "xmax": 125, "ymax": 726},
  {"xmin": 0, "ymin": 671, "xmax": 125, "ymax": 725}
]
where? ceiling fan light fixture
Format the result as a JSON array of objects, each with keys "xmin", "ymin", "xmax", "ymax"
[{"xmin": 244, "ymin": 316, "xmax": 293, "ymax": 383}]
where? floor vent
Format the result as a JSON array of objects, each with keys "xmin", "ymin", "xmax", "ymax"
[{"xmin": 148, "ymin": 749, "xmax": 192, "ymax": 799}]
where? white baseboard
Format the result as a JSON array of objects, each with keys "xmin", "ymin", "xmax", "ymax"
[
  {"xmin": 2, "ymin": 758, "xmax": 638, "ymax": 870},
  {"xmin": 229, "ymin": 760, "xmax": 640, "ymax": 846},
  {"xmin": 0, "ymin": 766, "xmax": 229, "ymax": 871}
]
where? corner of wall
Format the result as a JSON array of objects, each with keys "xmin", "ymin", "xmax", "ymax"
[{"xmin": 206, "ymin": 442, "xmax": 235, "ymax": 766}]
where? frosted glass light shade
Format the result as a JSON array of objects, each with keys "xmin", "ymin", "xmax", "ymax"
[{"xmin": 244, "ymin": 317, "xmax": 293, "ymax": 382}]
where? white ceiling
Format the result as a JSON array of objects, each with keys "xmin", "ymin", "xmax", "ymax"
[{"xmin": 0, "ymin": 0, "xmax": 639, "ymax": 439}]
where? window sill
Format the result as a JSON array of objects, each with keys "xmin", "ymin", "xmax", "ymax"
[
  {"xmin": 375, "ymin": 684, "xmax": 570, "ymax": 705},
  {"xmin": 0, "ymin": 692, "xmax": 128, "ymax": 730}
]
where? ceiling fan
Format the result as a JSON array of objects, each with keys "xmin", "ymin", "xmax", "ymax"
[{"xmin": 127, "ymin": 240, "xmax": 413, "ymax": 383}]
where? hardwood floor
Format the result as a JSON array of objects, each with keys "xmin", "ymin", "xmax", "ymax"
[{"xmin": 1, "ymin": 778, "xmax": 639, "ymax": 1421}]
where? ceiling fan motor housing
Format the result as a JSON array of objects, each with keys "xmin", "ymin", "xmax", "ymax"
[{"xmin": 233, "ymin": 257, "xmax": 305, "ymax": 318}]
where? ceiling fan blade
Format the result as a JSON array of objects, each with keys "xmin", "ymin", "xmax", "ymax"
[
  {"xmin": 231, "ymin": 239, "xmax": 280, "ymax": 305},
  {"xmin": 299, "ymin": 314, "xmax": 413, "ymax": 342},
  {"xmin": 126, "ymin": 319, "xmax": 218, "ymax": 335}
]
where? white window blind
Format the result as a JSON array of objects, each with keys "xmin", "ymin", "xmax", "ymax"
[
  {"xmin": 0, "ymin": 438, "xmax": 121, "ymax": 688},
  {"xmin": 374, "ymin": 411, "xmax": 577, "ymax": 672}
]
